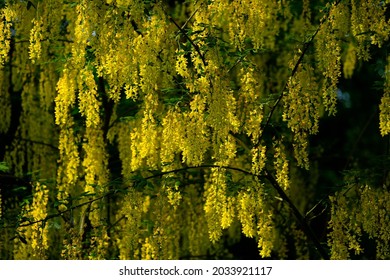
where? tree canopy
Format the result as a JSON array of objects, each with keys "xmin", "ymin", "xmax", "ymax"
[{"xmin": 0, "ymin": 0, "xmax": 389, "ymax": 260}]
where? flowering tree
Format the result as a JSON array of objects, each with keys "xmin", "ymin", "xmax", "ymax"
[{"xmin": 0, "ymin": 0, "xmax": 389, "ymax": 259}]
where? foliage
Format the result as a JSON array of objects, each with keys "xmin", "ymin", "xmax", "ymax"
[{"xmin": 0, "ymin": 0, "xmax": 389, "ymax": 260}]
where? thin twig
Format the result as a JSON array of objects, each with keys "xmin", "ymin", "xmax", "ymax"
[{"xmin": 180, "ymin": 7, "xmax": 199, "ymax": 31}]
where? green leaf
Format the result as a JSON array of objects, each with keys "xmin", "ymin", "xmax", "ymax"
[{"xmin": 0, "ymin": 161, "xmax": 10, "ymax": 172}]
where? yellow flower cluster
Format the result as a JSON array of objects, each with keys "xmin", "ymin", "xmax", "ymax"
[
  {"xmin": 81, "ymin": 126, "xmax": 109, "ymax": 232},
  {"xmin": 209, "ymin": 0, "xmax": 282, "ymax": 50},
  {"xmin": 141, "ymin": 237, "xmax": 156, "ymax": 260},
  {"xmin": 130, "ymin": 102, "xmax": 160, "ymax": 170},
  {"xmin": 359, "ymin": 186, "xmax": 390, "ymax": 259},
  {"xmin": 237, "ymin": 180, "xmax": 275, "ymax": 258},
  {"xmin": 88, "ymin": 228, "xmax": 110, "ymax": 260},
  {"xmin": 251, "ymin": 145, "xmax": 267, "ymax": 175},
  {"xmin": 379, "ymin": 93, "xmax": 390, "ymax": 136},
  {"xmin": 221, "ymin": 196, "xmax": 236, "ymax": 229},
  {"xmin": 78, "ymin": 67, "xmax": 101, "ymax": 128},
  {"xmin": 274, "ymin": 143, "xmax": 289, "ymax": 191},
  {"xmin": 204, "ymin": 168, "xmax": 232, "ymax": 242},
  {"xmin": 61, "ymin": 228, "xmax": 82, "ymax": 259},
  {"xmin": 115, "ymin": 190, "xmax": 149, "ymax": 259},
  {"xmin": 283, "ymin": 65, "xmax": 320, "ymax": 169},
  {"xmin": 239, "ymin": 67, "xmax": 264, "ymax": 143},
  {"xmin": 257, "ymin": 211, "xmax": 275, "ymax": 258},
  {"xmin": 256, "ymin": 184, "xmax": 274, "ymax": 258},
  {"xmin": 0, "ymin": 8, "xmax": 14, "ymax": 67},
  {"xmin": 379, "ymin": 56, "xmax": 390, "ymax": 136},
  {"xmin": 72, "ymin": 3, "xmax": 91, "ymax": 68},
  {"xmin": 208, "ymin": 79, "xmax": 240, "ymax": 147},
  {"xmin": 55, "ymin": 68, "xmax": 77, "ymax": 127},
  {"xmin": 176, "ymin": 53, "xmax": 191, "ymax": 79},
  {"xmin": 161, "ymin": 109, "xmax": 184, "ymax": 165},
  {"xmin": 152, "ymin": 198, "xmax": 183, "ymax": 259},
  {"xmin": 57, "ymin": 127, "xmax": 80, "ymax": 209},
  {"xmin": 351, "ymin": 0, "xmax": 389, "ymax": 50},
  {"xmin": 29, "ymin": 183, "xmax": 50, "ymax": 257},
  {"xmin": 164, "ymin": 181, "xmax": 182, "ymax": 209},
  {"xmin": 327, "ymin": 3, "xmax": 356, "ymax": 79},
  {"xmin": 329, "ymin": 185, "xmax": 390, "ymax": 259},
  {"xmin": 316, "ymin": 5, "xmax": 342, "ymax": 116},
  {"xmin": 293, "ymin": 131, "xmax": 310, "ymax": 170},
  {"xmin": 328, "ymin": 194, "xmax": 355, "ymax": 259},
  {"xmin": 3, "ymin": 0, "xmax": 389, "ymax": 260},
  {"xmin": 83, "ymin": 127, "xmax": 108, "ymax": 189},
  {"xmin": 29, "ymin": 18, "xmax": 44, "ymax": 64},
  {"xmin": 284, "ymin": 66, "xmax": 320, "ymax": 135},
  {"xmin": 182, "ymin": 94, "xmax": 210, "ymax": 166},
  {"xmin": 237, "ymin": 190, "xmax": 257, "ymax": 238},
  {"xmin": 290, "ymin": 223, "xmax": 309, "ymax": 259},
  {"xmin": 14, "ymin": 183, "xmax": 49, "ymax": 259}
]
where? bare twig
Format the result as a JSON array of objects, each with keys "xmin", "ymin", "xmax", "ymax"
[{"xmin": 180, "ymin": 7, "xmax": 199, "ymax": 31}]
